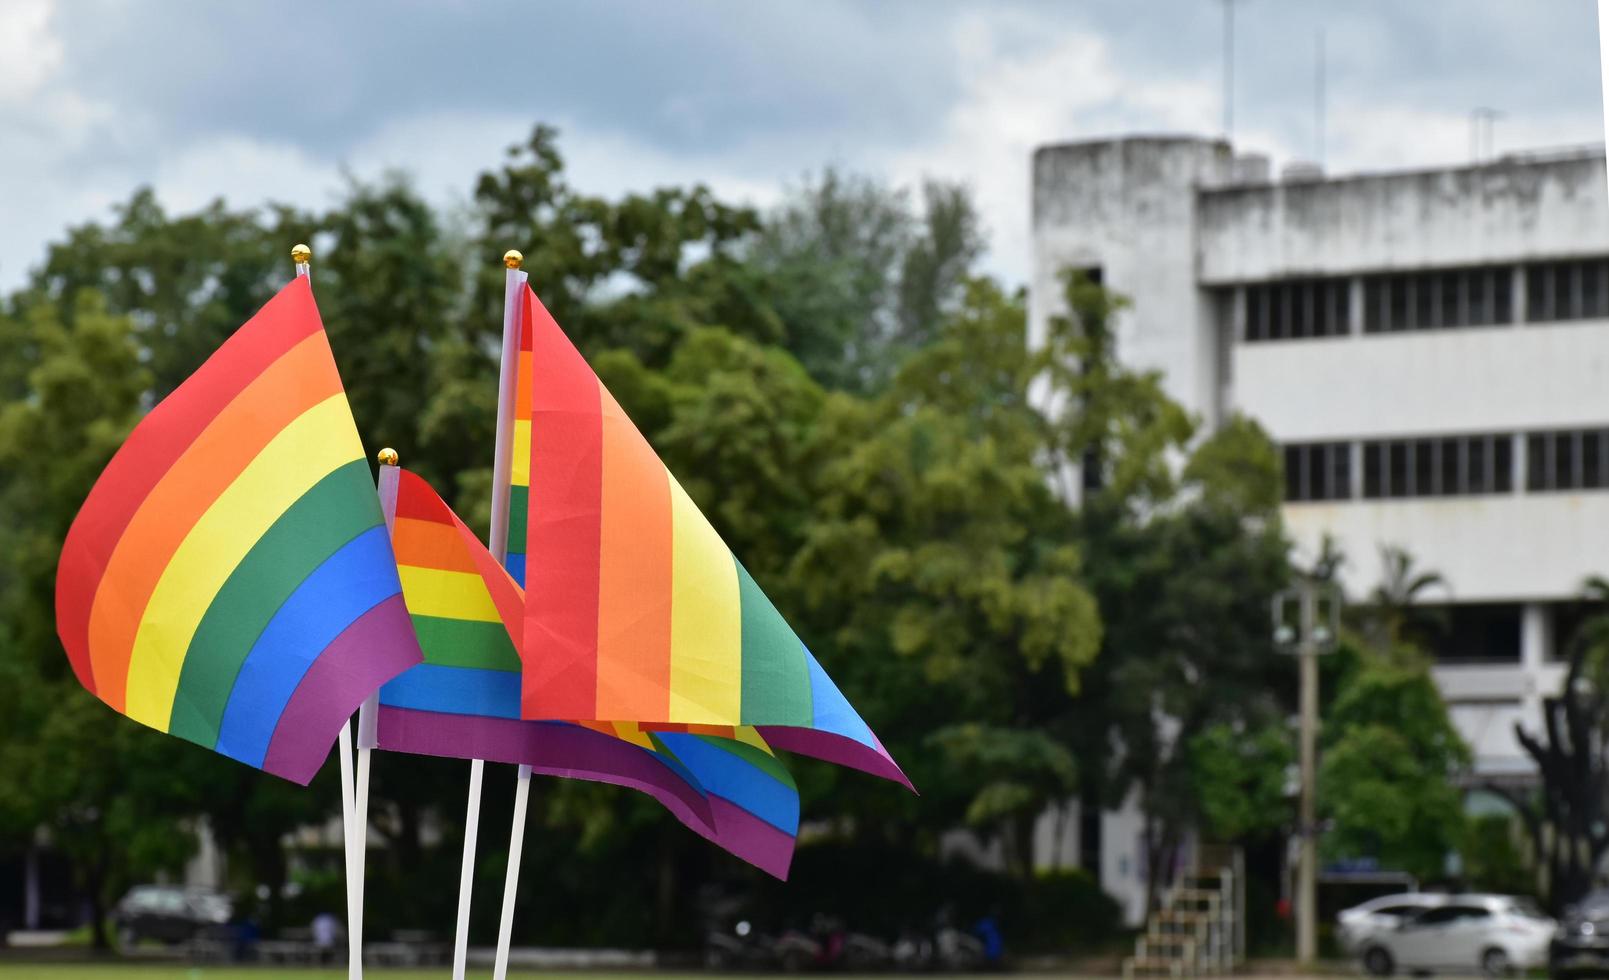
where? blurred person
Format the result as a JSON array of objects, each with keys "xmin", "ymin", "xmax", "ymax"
[{"xmin": 312, "ymin": 911, "xmax": 341, "ymax": 965}]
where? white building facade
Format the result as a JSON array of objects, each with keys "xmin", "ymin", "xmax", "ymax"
[{"xmin": 1030, "ymin": 135, "xmax": 1609, "ymax": 912}]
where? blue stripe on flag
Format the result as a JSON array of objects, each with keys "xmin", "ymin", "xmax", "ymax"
[{"xmin": 216, "ymin": 525, "xmax": 400, "ymax": 767}]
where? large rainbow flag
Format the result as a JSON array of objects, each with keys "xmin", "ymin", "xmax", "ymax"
[
  {"xmin": 55, "ymin": 278, "xmax": 423, "ymax": 785},
  {"xmin": 510, "ymin": 286, "xmax": 907, "ymax": 788},
  {"xmin": 377, "ymin": 466, "xmax": 799, "ymax": 876}
]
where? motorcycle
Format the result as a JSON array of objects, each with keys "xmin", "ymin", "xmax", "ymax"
[{"xmin": 704, "ymin": 919, "xmax": 777, "ymax": 971}]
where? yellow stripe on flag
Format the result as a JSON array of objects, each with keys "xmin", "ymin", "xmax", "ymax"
[
  {"xmin": 123, "ymin": 395, "xmax": 362, "ymax": 730},
  {"xmin": 609, "ymin": 720, "xmax": 657, "ymax": 750},
  {"xmin": 398, "ymin": 566, "xmax": 502, "ymax": 623},
  {"xmin": 667, "ymin": 473, "xmax": 742, "ymax": 724},
  {"xmin": 734, "ymin": 726, "xmax": 772, "ymax": 753},
  {"xmin": 511, "ymin": 419, "xmax": 531, "ymax": 486}
]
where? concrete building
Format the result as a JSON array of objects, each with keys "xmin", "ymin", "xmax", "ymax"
[{"xmin": 1030, "ymin": 135, "xmax": 1609, "ymax": 917}]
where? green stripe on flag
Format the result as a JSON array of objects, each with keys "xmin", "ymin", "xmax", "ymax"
[
  {"xmin": 168, "ymin": 459, "xmax": 381, "ymax": 748},
  {"xmin": 413, "ymin": 614, "xmax": 520, "ymax": 671},
  {"xmin": 736, "ymin": 558, "xmax": 812, "ymax": 726},
  {"xmin": 694, "ymin": 733, "xmax": 796, "ymax": 787},
  {"xmin": 506, "ymin": 484, "xmax": 528, "ymax": 555}
]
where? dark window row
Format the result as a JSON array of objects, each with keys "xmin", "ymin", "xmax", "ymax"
[
  {"xmin": 1388, "ymin": 602, "xmax": 1523, "ymax": 664},
  {"xmin": 1526, "ymin": 428, "xmax": 1609, "ymax": 491},
  {"xmin": 1526, "ymin": 259, "xmax": 1609, "ymax": 322},
  {"xmin": 1363, "ymin": 266, "xmax": 1513, "ymax": 333},
  {"xmin": 1235, "ymin": 259, "xmax": 1609, "ymax": 345},
  {"xmin": 1245, "ymin": 279, "xmax": 1351, "ymax": 342},
  {"xmin": 1284, "ymin": 435, "xmax": 1518, "ymax": 503},
  {"xmin": 1283, "ymin": 442, "xmax": 1351, "ymax": 501},
  {"xmin": 1363, "ymin": 435, "xmax": 1512, "ymax": 498}
]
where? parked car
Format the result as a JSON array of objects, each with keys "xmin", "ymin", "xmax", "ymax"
[
  {"xmin": 1358, "ymin": 894, "xmax": 1555, "ymax": 977},
  {"xmin": 113, "ymin": 885, "xmax": 232, "ymax": 949},
  {"xmin": 1338, "ymin": 892, "xmax": 1447, "ymax": 954},
  {"xmin": 1552, "ymin": 889, "xmax": 1609, "ymax": 977}
]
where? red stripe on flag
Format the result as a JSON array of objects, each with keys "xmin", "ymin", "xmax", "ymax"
[
  {"xmin": 393, "ymin": 469, "xmax": 454, "ymax": 524},
  {"xmin": 520, "ymin": 286, "xmax": 604, "ymax": 719},
  {"xmin": 55, "ymin": 278, "xmax": 323, "ymax": 694}
]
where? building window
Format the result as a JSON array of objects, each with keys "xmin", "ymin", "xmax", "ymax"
[
  {"xmin": 1245, "ymin": 279, "xmax": 1350, "ymax": 342},
  {"xmin": 1422, "ymin": 603, "xmax": 1523, "ymax": 664},
  {"xmin": 1362, "ymin": 266, "xmax": 1513, "ymax": 333},
  {"xmin": 1282, "ymin": 442, "xmax": 1351, "ymax": 502},
  {"xmin": 1526, "ymin": 428, "xmax": 1609, "ymax": 491},
  {"xmin": 1362, "ymin": 434, "xmax": 1512, "ymax": 498},
  {"xmin": 1526, "ymin": 259, "xmax": 1609, "ymax": 322},
  {"xmin": 1552, "ymin": 602, "xmax": 1593, "ymax": 662}
]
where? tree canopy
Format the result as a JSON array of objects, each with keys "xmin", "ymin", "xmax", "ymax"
[{"xmin": 0, "ymin": 123, "xmax": 1388, "ymax": 950}]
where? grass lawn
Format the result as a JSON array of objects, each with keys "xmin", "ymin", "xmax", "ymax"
[{"xmin": 0, "ymin": 969, "xmax": 727, "ymax": 980}]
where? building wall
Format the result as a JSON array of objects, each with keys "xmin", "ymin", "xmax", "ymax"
[
  {"xmin": 1031, "ymin": 137, "xmax": 1234, "ymax": 428},
  {"xmin": 1031, "ymin": 136, "xmax": 1609, "ymax": 896},
  {"xmin": 1233, "ymin": 321, "xmax": 1609, "ymax": 442},
  {"xmin": 1197, "ymin": 152, "xmax": 1609, "ymax": 284}
]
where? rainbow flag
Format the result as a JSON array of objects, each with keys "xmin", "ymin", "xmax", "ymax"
[
  {"xmin": 510, "ymin": 286, "xmax": 907, "ymax": 787},
  {"xmin": 55, "ymin": 278, "xmax": 423, "ymax": 785},
  {"xmin": 377, "ymin": 467, "xmax": 799, "ymax": 876}
]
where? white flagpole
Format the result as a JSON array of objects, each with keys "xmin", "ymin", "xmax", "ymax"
[
  {"xmin": 451, "ymin": 758, "xmax": 485, "ymax": 980},
  {"xmin": 489, "ymin": 251, "xmax": 531, "ymax": 980},
  {"xmin": 293, "ymin": 244, "xmax": 363, "ymax": 980},
  {"xmin": 493, "ymin": 763, "xmax": 533, "ymax": 980},
  {"xmin": 348, "ymin": 451, "xmax": 398, "ymax": 976},
  {"xmin": 338, "ymin": 720, "xmax": 359, "ymax": 978}
]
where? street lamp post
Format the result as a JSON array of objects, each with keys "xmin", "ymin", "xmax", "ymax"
[{"xmin": 1273, "ymin": 581, "xmax": 1341, "ymax": 965}]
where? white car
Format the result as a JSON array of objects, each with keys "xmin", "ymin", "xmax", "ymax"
[
  {"xmin": 1339, "ymin": 892, "xmax": 1448, "ymax": 954},
  {"xmin": 1358, "ymin": 894, "xmax": 1556, "ymax": 977}
]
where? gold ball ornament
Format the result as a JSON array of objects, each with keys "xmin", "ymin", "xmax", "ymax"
[
  {"xmin": 376, "ymin": 447, "xmax": 399, "ymax": 467},
  {"xmin": 291, "ymin": 243, "xmax": 312, "ymax": 264},
  {"xmin": 503, "ymin": 249, "xmax": 524, "ymax": 269}
]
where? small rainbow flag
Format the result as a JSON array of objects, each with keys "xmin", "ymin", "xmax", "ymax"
[
  {"xmin": 55, "ymin": 278, "xmax": 423, "ymax": 785},
  {"xmin": 511, "ymin": 286, "xmax": 907, "ymax": 787},
  {"xmin": 378, "ymin": 466, "xmax": 799, "ymax": 876}
]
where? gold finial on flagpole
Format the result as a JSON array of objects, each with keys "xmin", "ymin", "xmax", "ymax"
[
  {"xmin": 503, "ymin": 249, "xmax": 524, "ymax": 270},
  {"xmin": 377, "ymin": 447, "xmax": 399, "ymax": 467},
  {"xmin": 291, "ymin": 243, "xmax": 312, "ymax": 264}
]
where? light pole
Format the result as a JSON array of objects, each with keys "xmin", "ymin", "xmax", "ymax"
[{"xmin": 1273, "ymin": 581, "xmax": 1341, "ymax": 965}]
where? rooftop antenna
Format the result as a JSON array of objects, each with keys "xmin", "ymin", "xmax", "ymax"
[
  {"xmin": 1599, "ymin": 1, "xmax": 1609, "ymax": 200},
  {"xmin": 1470, "ymin": 107, "xmax": 1501, "ymax": 163},
  {"xmin": 1315, "ymin": 28, "xmax": 1326, "ymax": 168},
  {"xmin": 1220, "ymin": 0, "xmax": 1243, "ymax": 141}
]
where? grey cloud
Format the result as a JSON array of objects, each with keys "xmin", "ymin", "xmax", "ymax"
[{"xmin": 50, "ymin": 1, "xmax": 972, "ymax": 162}]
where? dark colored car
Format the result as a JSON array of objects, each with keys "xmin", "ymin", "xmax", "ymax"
[
  {"xmin": 1553, "ymin": 890, "xmax": 1609, "ymax": 977},
  {"xmin": 113, "ymin": 885, "xmax": 232, "ymax": 949}
]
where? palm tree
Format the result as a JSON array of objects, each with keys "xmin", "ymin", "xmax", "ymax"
[
  {"xmin": 1487, "ymin": 574, "xmax": 1609, "ymax": 912},
  {"xmin": 1364, "ymin": 545, "xmax": 1449, "ymax": 654}
]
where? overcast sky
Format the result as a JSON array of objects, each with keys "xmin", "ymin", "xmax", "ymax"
[{"xmin": 3, "ymin": 0, "xmax": 1603, "ymax": 293}]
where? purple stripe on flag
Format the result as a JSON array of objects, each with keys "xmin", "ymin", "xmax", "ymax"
[
  {"xmin": 757, "ymin": 726, "xmax": 913, "ymax": 791},
  {"xmin": 261, "ymin": 594, "xmax": 422, "ymax": 785},
  {"xmin": 698, "ymin": 795, "xmax": 797, "ymax": 880},
  {"xmin": 375, "ymin": 706, "xmax": 715, "ymax": 834}
]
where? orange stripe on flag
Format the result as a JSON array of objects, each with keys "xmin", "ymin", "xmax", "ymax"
[
  {"xmin": 514, "ymin": 351, "xmax": 533, "ymax": 421},
  {"xmin": 392, "ymin": 517, "xmax": 480, "ymax": 574},
  {"xmin": 594, "ymin": 385, "xmax": 674, "ymax": 721},
  {"xmin": 86, "ymin": 333, "xmax": 343, "ymax": 708}
]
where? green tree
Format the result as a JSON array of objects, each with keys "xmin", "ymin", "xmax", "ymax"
[
  {"xmin": 1056, "ymin": 267, "xmax": 1290, "ymax": 906},
  {"xmin": 751, "ymin": 169, "xmax": 983, "ymax": 392},
  {"xmin": 1189, "ymin": 721, "xmax": 1294, "ymax": 842},
  {"xmin": 26, "ymin": 189, "xmax": 307, "ymax": 398},
  {"xmin": 0, "ymin": 293, "xmax": 208, "ymax": 947},
  {"xmin": 790, "ymin": 278, "xmax": 1101, "ymax": 872},
  {"xmin": 1319, "ymin": 654, "xmax": 1470, "ymax": 880},
  {"xmin": 1362, "ymin": 544, "xmax": 1449, "ymax": 655}
]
